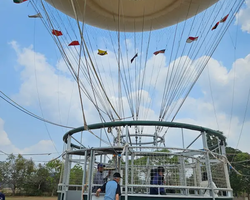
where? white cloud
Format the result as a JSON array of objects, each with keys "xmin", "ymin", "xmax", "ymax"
[
  {"xmin": 177, "ymin": 54, "xmax": 250, "ymax": 153},
  {"xmin": 178, "ymin": 96, "xmax": 250, "ymax": 153},
  {"xmin": 198, "ymin": 54, "xmax": 250, "ymax": 118},
  {"xmin": 236, "ymin": 0, "xmax": 250, "ymax": 33},
  {"xmin": 2, "ymin": 40, "xmax": 250, "ymax": 164},
  {"xmin": 0, "ymin": 117, "xmax": 57, "ymax": 162},
  {"xmin": 0, "ymin": 118, "xmax": 11, "ymax": 146},
  {"xmin": 21, "ymin": 140, "xmax": 56, "ymax": 155},
  {"xmin": 9, "ymin": 41, "xmax": 93, "ymax": 127}
]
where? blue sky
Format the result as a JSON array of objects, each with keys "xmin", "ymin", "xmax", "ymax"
[{"xmin": 1, "ymin": 0, "xmax": 250, "ymax": 163}]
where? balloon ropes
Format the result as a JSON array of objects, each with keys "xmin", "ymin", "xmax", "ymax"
[{"xmin": 28, "ymin": 0, "xmax": 244, "ymax": 147}]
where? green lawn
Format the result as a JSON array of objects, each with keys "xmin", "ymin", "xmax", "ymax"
[{"xmin": 6, "ymin": 197, "xmax": 57, "ymax": 200}]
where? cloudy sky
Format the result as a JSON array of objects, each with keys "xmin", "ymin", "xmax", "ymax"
[{"xmin": 1, "ymin": 0, "xmax": 250, "ymax": 164}]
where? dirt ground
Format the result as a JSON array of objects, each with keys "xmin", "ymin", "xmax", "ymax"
[{"xmin": 6, "ymin": 197, "xmax": 57, "ymax": 200}]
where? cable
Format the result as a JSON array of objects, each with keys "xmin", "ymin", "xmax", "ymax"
[{"xmin": 0, "ymin": 90, "xmax": 74, "ymax": 129}]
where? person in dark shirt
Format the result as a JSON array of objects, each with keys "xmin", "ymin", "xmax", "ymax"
[
  {"xmin": 200, "ymin": 172, "xmax": 218, "ymax": 197},
  {"xmin": 0, "ymin": 189, "xmax": 5, "ymax": 200},
  {"xmin": 92, "ymin": 163, "xmax": 111, "ymax": 192},
  {"xmin": 95, "ymin": 172, "xmax": 122, "ymax": 200},
  {"xmin": 150, "ymin": 166, "xmax": 166, "ymax": 195}
]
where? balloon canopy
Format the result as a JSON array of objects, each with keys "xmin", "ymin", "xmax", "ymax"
[{"xmin": 44, "ymin": 0, "xmax": 218, "ymax": 32}]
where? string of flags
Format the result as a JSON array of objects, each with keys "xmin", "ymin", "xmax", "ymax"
[
  {"xmin": 17, "ymin": 0, "xmax": 229, "ymax": 63},
  {"xmin": 33, "ymin": 12, "xmax": 229, "ymax": 61},
  {"xmin": 96, "ymin": 12, "xmax": 227, "ymax": 62},
  {"xmin": 52, "ymin": 30, "xmax": 80, "ymax": 46}
]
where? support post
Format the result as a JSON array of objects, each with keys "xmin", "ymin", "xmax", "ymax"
[
  {"xmin": 221, "ymin": 140, "xmax": 232, "ymax": 196},
  {"xmin": 202, "ymin": 131, "xmax": 215, "ymax": 200},
  {"xmin": 81, "ymin": 150, "xmax": 88, "ymax": 200},
  {"xmin": 179, "ymin": 156, "xmax": 187, "ymax": 195},
  {"xmin": 87, "ymin": 149, "xmax": 94, "ymax": 200},
  {"xmin": 131, "ymin": 154, "xmax": 134, "ymax": 194},
  {"xmin": 62, "ymin": 135, "xmax": 72, "ymax": 200},
  {"xmin": 125, "ymin": 125, "xmax": 129, "ymax": 200}
]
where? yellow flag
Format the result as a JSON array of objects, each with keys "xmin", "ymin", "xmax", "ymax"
[{"xmin": 98, "ymin": 49, "xmax": 108, "ymax": 56}]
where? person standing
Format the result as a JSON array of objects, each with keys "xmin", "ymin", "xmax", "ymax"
[
  {"xmin": 0, "ymin": 189, "xmax": 5, "ymax": 200},
  {"xmin": 150, "ymin": 166, "xmax": 166, "ymax": 195},
  {"xmin": 200, "ymin": 171, "xmax": 218, "ymax": 197},
  {"xmin": 95, "ymin": 172, "xmax": 122, "ymax": 200},
  {"xmin": 92, "ymin": 163, "xmax": 111, "ymax": 192}
]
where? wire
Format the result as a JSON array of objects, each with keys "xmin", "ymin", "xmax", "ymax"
[
  {"xmin": 0, "ymin": 150, "xmax": 57, "ymax": 156},
  {"xmin": 0, "ymin": 150, "xmax": 9, "ymax": 155},
  {"xmin": 0, "ymin": 90, "xmax": 74, "ymax": 129},
  {"xmin": 207, "ymin": 65, "xmax": 220, "ymax": 129}
]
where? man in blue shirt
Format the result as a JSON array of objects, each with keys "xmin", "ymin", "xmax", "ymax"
[
  {"xmin": 0, "ymin": 189, "xmax": 5, "ymax": 200},
  {"xmin": 95, "ymin": 172, "xmax": 122, "ymax": 200},
  {"xmin": 150, "ymin": 166, "xmax": 166, "ymax": 195}
]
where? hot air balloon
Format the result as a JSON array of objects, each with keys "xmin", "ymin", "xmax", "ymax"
[
  {"xmin": 44, "ymin": 0, "xmax": 219, "ymax": 32},
  {"xmin": 27, "ymin": 0, "xmax": 244, "ymax": 200}
]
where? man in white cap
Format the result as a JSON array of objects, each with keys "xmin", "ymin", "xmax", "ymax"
[{"xmin": 95, "ymin": 172, "xmax": 122, "ymax": 200}]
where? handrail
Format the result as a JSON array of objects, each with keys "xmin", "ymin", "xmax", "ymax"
[{"xmin": 63, "ymin": 121, "xmax": 225, "ymax": 148}]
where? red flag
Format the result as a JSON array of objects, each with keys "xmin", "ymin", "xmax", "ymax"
[
  {"xmin": 212, "ymin": 22, "xmax": 220, "ymax": 30},
  {"xmin": 220, "ymin": 14, "xmax": 229, "ymax": 23},
  {"xmin": 68, "ymin": 41, "xmax": 80, "ymax": 46},
  {"xmin": 153, "ymin": 49, "xmax": 165, "ymax": 55},
  {"xmin": 52, "ymin": 30, "xmax": 63, "ymax": 36},
  {"xmin": 186, "ymin": 36, "xmax": 198, "ymax": 43}
]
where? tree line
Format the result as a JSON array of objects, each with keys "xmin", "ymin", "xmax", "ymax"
[
  {"xmin": 0, "ymin": 147, "xmax": 249, "ymax": 197},
  {"xmin": 0, "ymin": 154, "xmax": 63, "ymax": 196},
  {"xmin": 226, "ymin": 147, "xmax": 250, "ymax": 198}
]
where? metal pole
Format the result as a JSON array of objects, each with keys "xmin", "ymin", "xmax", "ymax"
[
  {"xmin": 62, "ymin": 135, "xmax": 72, "ymax": 200},
  {"xmin": 125, "ymin": 125, "xmax": 129, "ymax": 200},
  {"xmin": 181, "ymin": 128, "xmax": 185, "ymax": 149},
  {"xmin": 131, "ymin": 154, "xmax": 134, "ymax": 194},
  {"xmin": 193, "ymin": 158, "xmax": 197, "ymax": 195},
  {"xmin": 195, "ymin": 159, "xmax": 201, "ymax": 195},
  {"xmin": 221, "ymin": 140, "xmax": 231, "ymax": 196},
  {"xmin": 82, "ymin": 150, "xmax": 88, "ymax": 200},
  {"xmin": 179, "ymin": 156, "xmax": 187, "ymax": 195},
  {"xmin": 202, "ymin": 131, "xmax": 215, "ymax": 200},
  {"xmin": 87, "ymin": 149, "xmax": 94, "ymax": 200}
]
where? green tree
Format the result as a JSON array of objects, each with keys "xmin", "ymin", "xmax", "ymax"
[
  {"xmin": 0, "ymin": 154, "xmax": 35, "ymax": 195},
  {"xmin": 226, "ymin": 147, "xmax": 250, "ymax": 198},
  {"xmin": 70, "ymin": 164, "xmax": 83, "ymax": 185},
  {"xmin": 45, "ymin": 159, "xmax": 63, "ymax": 196},
  {"xmin": 23, "ymin": 163, "xmax": 50, "ymax": 196}
]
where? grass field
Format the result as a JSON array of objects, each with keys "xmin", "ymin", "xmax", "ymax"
[{"xmin": 6, "ymin": 197, "xmax": 57, "ymax": 200}]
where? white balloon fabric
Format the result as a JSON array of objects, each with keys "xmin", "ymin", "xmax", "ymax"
[{"xmin": 44, "ymin": 0, "xmax": 218, "ymax": 32}]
